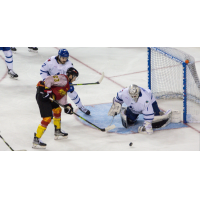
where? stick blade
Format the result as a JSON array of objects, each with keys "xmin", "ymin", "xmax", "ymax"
[
  {"xmin": 105, "ymin": 125, "xmax": 116, "ymax": 132},
  {"xmin": 15, "ymin": 149, "xmax": 27, "ymax": 151},
  {"xmin": 98, "ymin": 72, "xmax": 104, "ymax": 84}
]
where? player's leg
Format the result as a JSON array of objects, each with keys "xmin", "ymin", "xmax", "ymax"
[
  {"xmin": 52, "ymin": 103, "xmax": 68, "ymax": 140},
  {"xmin": 2, "ymin": 48, "xmax": 18, "ymax": 78},
  {"xmin": 67, "ymin": 90, "xmax": 90, "ymax": 115},
  {"xmin": 120, "ymin": 107, "xmax": 139, "ymax": 128},
  {"xmin": 33, "ymin": 92, "xmax": 53, "ymax": 149}
]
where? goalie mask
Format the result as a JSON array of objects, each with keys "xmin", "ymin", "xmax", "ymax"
[{"xmin": 128, "ymin": 84, "xmax": 141, "ymax": 102}]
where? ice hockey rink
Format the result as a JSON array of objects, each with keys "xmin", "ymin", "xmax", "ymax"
[{"xmin": 0, "ymin": 47, "xmax": 200, "ymax": 151}]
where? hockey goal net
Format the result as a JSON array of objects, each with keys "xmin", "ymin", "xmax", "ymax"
[{"xmin": 148, "ymin": 47, "xmax": 200, "ymax": 123}]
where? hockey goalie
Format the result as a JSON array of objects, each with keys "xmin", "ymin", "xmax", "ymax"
[{"xmin": 108, "ymin": 84, "xmax": 181, "ymax": 134}]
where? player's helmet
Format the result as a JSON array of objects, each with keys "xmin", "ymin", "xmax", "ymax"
[
  {"xmin": 66, "ymin": 67, "xmax": 79, "ymax": 79},
  {"xmin": 128, "ymin": 84, "xmax": 141, "ymax": 102},
  {"xmin": 58, "ymin": 49, "xmax": 69, "ymax": 58}
]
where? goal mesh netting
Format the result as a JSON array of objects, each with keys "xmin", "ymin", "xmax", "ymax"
[{"xmin": 148, "ymin": 47, "xmax": 200, "ymax": 123}]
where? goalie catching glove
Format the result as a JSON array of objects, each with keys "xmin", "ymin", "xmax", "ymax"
[
  {"xmin": 108, "ymin": 98, "xmax": 122, "ymax": 117},
  {"xmin": 64, "ymin": 104, "xmax": 73, "ymax": 115}
]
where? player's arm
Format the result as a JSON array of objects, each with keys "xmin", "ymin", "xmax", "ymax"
[
  {"xmin": 44, "ymin": 75, "xmax": 59, "ymax": 89},
  {"xmin": 108, "ymin": 90, "xmax": 124, "ymax": 117},
  {"xmin": 36, "ymin": 81, "xmax": 51, "ymax": 102},
  {"xmin": 40, "ymin": 59, "xmax": 51, "ymax": 81},
  {"xmin": 138, "ymin": 101, "xmax": 154, "ymax": 134}
]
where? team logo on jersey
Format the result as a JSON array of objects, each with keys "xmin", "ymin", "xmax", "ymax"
[
  {"xmin": 146, "ymin": 101, "xmax": 149, "ymax": 103},
  {"xmin": 58, "ymin": 89, "xmax": 66, "ymax": 96},
  {"xmin": 48, "ymin": 59, "xmax": 51, "ymax": 62}
]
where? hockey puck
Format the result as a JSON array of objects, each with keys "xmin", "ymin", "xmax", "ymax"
[{"xmin": 129, "ymin": 142, "xmax": 133, "ymax": 146}]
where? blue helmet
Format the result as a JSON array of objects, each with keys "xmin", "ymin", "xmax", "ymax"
[{"xmin": 58, "ymin": 49, "xmax": 69, "ymax": 58}]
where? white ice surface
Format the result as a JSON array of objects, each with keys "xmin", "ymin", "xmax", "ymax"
[{"xmin": 0, "ymin": 47, "xmax": 200, "ymax": 151}]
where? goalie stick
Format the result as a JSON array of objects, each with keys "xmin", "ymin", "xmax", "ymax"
[
  {"xmin": 71, "ymin": 72, "xmax": 104, "ymax": 86},
  {"xmin": 0, "ymin": 134, "xmax": 26, "ymax": 151},
  {"xmin": 49, "ymin": 97, "xmax": 116, "ymax": 132}
]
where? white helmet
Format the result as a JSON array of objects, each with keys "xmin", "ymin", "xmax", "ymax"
[{"xmin": 128, "ymin": 84, "xmax": 141, "ymax": 102}]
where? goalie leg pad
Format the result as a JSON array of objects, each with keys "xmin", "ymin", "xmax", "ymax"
[
  {"xmin": 120, "ymin": 107, "xmax": 128, "ymax": 128},
  {"xmin": 171, "ymin": 110, "xmax": 181, "ymax": 123},
  {"xmin": 152, "ymin": 118, "xmax": 170, "ymax": 128},
  {"xmin": 152, "ymin": 110, "xmax": 172, "ymax": 128}
]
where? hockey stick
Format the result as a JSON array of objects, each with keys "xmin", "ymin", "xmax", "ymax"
[
  {"xmin": 0, "ymin": 135, "xmax": 14, "ymax": 151},
  {"xmin": 49, "ymin": 97, "xmax": 116, "ymax": 132},
  {"xmin": 0, "ymin": 134, "xmax": 26, "ymax": 151},
  {"xmin": 71, "ymin": 72, "xmax": 104, "ymax": 86},
  {"xmin": 109, "ymin": 113, "xmax": 117, "ymax": 126}
]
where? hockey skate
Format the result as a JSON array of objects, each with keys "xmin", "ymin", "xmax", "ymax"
[
  {"xmin": 10, "ymin": 47, "xmax": 17, "ymax": 52},
  {"xmin": 79, "ymin": 106, "xmax": 90, "ymax": 115},
  {"xmin": 28, "ymin": 47, "xmax": 38, "ymax": 53},
  {"xmin": 8, "ymin": 68, "xmax": 18, "ymax": 78},
  {"xmin": 32, "ymin": 133, "xmax": 46, "ymax": 149},
  {"xmin": 54, "ymin": 126, "xmax": 68, "ymax": 140}
]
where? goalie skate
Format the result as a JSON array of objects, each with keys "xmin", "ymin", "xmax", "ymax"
[
  {"xmin": 54, "ymin": 127, "xmax": 68, "ymax": 140},
  {"xmin": 32, "ymin": 133, "xmax": 46, "ymax": 149},
  {"xmin": 28, "ymin": 47, "xmax": 38, "ymax": 53}
]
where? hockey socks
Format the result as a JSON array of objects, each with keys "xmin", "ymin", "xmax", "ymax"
[
  {"xmin": 36, "ymin": 117, "xmax": 51, "ymax": 138},
  {"xmin": 53, "ymin": 118, "xmax": 61, "ymax": 129}
]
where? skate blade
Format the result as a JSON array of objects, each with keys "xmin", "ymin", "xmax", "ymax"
[
  {"xmin": 54, "ymin": 135, "xmax": 68, "ymax": 140},
  {"xmin": 32, "ymin": 144, "xmax": 46, "ymax": 149},
  {"xmin": 28, "ymin": 49, "xmax": 38, "ymax": 53},
  {"xmin": 9, "ymin": 75, "xmax": 18, "ymax": 79}
]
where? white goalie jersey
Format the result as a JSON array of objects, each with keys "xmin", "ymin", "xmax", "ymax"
[
  {"xmin": 115, "ymin": 87, "xmax": 156, "ymax": 122},
  {"xmin": 40, "ymin": 56, "xmax": 74, "ymax": 81}
]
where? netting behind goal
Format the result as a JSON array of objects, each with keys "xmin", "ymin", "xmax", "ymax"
[{"xmin": 148, "ymin": 47, "xmax": 200, "ymax": 123}]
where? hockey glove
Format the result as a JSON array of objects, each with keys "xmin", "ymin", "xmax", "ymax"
[
  {"xmin": 68, "ymin": 83, "xmax": 74, "ymax": 93},
  {"xmin": 40, "ymin": 91, "xmax": 50, "ymax": 100},
  {"xmin": 138, "ymin": 121, "xmax": 153, "ymax": 134},
  {"xmin": 64, "ymin": 104, "xmax": 73, "ymax": 115},
  {"xmin": 44, "ymin": 87, "xmax": 52, "ymax": 94}
]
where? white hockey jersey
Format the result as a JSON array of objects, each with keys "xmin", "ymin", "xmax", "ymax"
[
  {"xmin": 115, "ymin": 87, "xmax": 156, "ymax": 122},
  {"xmin": 40, "ymin": 56, "xmax": 73, "ymax": 81}
]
